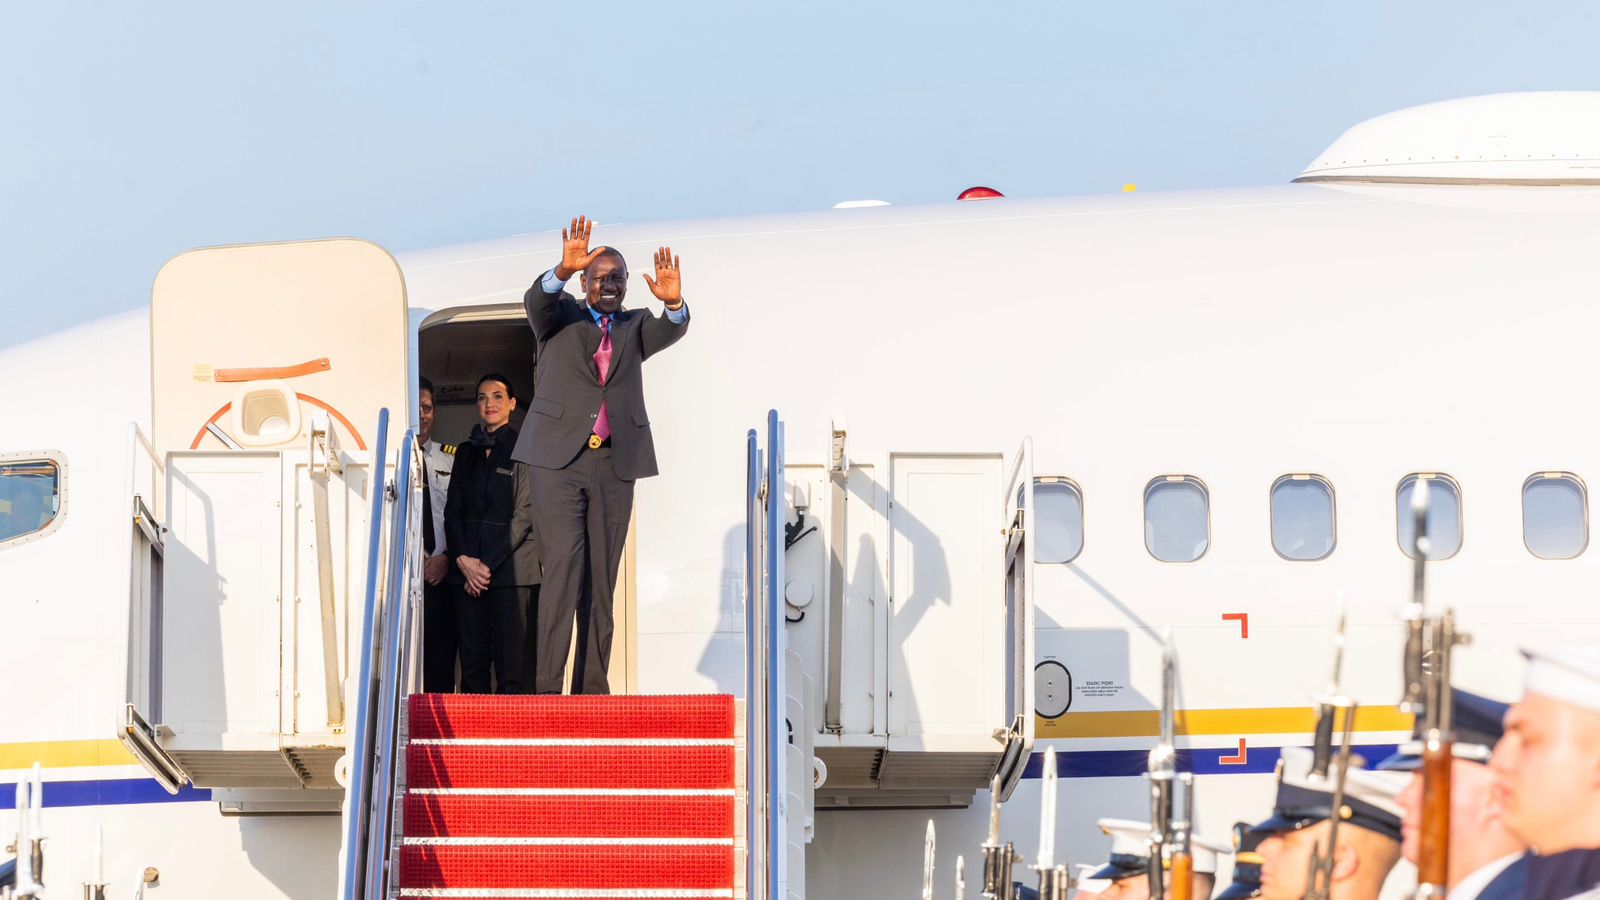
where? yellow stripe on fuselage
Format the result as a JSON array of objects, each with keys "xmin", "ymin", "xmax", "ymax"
[
  {"xmin": 1, "ymin": 708, "xmax": 1413, "ymax": 770},
  {"xmin": 1038, "ymin": 706, "xmax": 1413, "ymax": 739},
  {"xmin": 0, "ymin": 739, "xmax": 135, "ymax": 771}
]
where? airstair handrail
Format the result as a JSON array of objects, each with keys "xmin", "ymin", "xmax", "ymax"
[
  {"xmin": 745, "ymin": 427, "xmax": 764, "ymax": 899},
  {"xmin": 746, "ymin": 411, "xmax": 788, "ymax": 900},
  {"xmin": 363, "ymin": 430, "xmax": 423, "ymax": 898},
  {"xmin": 340, "ymin": 407, "xmax": 396, "ymax": 900}
]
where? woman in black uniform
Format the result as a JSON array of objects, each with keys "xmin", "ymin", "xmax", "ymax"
[{"xmin": 444, "ymin": 373, "xmax": 540, "ymax": 693}]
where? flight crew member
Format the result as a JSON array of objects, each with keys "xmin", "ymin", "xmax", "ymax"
[
  {"xmin": 1087, "ymin": 818, "xmax": 1230, "ymax": 900},
  {"xmin": 1491, "ymin": 645, "xmax": 1600, "ymax": 900},
  {"xmin": 445, "ymin": 373, "xmax": 541, "ymax": 694},
  {"xmin": 1254, "ymin": 746, "xmax": 1406, "ymax": 900},
  {"xmin": 418, "ymin": 377, "xmax": 458, "ymax": 693},
  {"xmin": 1381, "ymin": 688, "xmax": 1528, "ymax": 900},
  {"xmin": 511, "ymin": 215, "xmax": 690, "ymax": 695}
]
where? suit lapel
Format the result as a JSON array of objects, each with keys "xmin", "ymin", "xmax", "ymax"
[
  {"xmin": 574, "ymin": 302, "xmax": 602, "ymax": 379},
  {"xmin": 574, "ymin": 302, "xmax": 637, "ymax": 384}
]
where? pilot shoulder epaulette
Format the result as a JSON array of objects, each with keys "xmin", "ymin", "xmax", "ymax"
[{"xmin": 442, "ymin": 444, "xmax": 457, "ymax": 456}]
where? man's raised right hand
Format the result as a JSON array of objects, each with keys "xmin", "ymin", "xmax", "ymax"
[{"xmin": 555, "ymin": 215, "xmax": 604, "ymax": 280}]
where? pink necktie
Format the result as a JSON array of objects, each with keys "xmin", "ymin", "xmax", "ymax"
[{"xmin": 593, "ymin": 315, "xmax": 613, "ymax": 441}]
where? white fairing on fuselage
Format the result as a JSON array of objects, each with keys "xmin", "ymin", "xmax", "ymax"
[{"xmin": 6, "ymin": 155, "xmax": 1600, "ymax": 897}]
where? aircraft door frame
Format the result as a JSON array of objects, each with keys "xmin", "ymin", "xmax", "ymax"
[{"xmin": 995, "ymin": 436, "xmax": 1037, "ymax": 801}]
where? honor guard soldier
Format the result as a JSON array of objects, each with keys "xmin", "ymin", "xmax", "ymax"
[
  {"xmin": 1215, "ymin": 822, "xmax": 1265, "ymax": 900},
  {"xmin": 418, "ymin": 377, "xmax": 458, "ymax": 693},
  {"xmin": 1254, "ymin": 747, "xmax": 1406, "ymax": 900},
  {"xmin": 1379, "ymin": 688, "xmax": 1528, "ymax": 900},
  {"xmin": 1088, "ymin": 818, "xmax": 1230, "ymax": 900},
  {"xmin": 1491, "ymin": 645, "xmax": 1600, "ymax": 900}
]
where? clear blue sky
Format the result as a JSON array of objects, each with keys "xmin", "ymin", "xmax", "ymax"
[{"xmin": 3, "ymin": 1, "xmax": 1596, "ymax": 346}]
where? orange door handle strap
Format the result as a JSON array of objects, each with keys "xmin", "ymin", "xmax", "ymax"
[
  {"xmin": 211, "ymin": 357, "xmax": 332, "ymax": 383},
  {"xmin": 190, "ymin": 393, "xmax": 368, "ymax": 451}
]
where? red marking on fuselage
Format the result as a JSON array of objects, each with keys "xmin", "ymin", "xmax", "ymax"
[{"xmin": 1222, "ymin": 612, "xmax": 1249, "ymax": 639}]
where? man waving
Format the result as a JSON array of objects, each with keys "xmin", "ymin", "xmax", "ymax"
[{"xmin": 511, "ymin": 215, "xmax": 690, "ymax": 694}]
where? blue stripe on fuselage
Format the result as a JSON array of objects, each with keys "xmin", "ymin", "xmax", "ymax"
[
  {"xmin": 1023, "ymin": 744, "xmax": 1399, "ymax": 778},
  {"xmin": 0, "ymin": 778, "xmax": 212, "ymax": 808},
  {"xmin": 2, "ymin": 745, "xmax": 1398, "ymax": 807}
]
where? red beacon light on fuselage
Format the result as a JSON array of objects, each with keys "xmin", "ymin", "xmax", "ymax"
[{"xmin": 958, "ymin": 186, "xmax": 1005, "ymax": 201}]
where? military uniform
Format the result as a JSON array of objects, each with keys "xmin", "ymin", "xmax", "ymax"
[
  {"xmin": 1511, "ymin": 646, "xmax": 1600, "ymax": 900},
  {"xmin": 1377, "ymin": 688, "xmax": 1525, "ymax": 900},
  {"xmin": 1249, "ymin": 746, "xmax": 1405, "ymax": 900},
  {"xmin": 1086, "ymin": 818, "xmax": 1230, "ymax": 900},
  {"xmin": 421, "ymin": 438, "xmax": 456, "ymax": 693},
  {"xmin": 1215, "ymin": 822, "xmax": 1263, "ymax": 900}
]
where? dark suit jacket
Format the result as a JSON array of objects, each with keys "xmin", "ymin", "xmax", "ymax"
[
  {"xmin": 444, "ymin": 424, "xmax": 540, "ymax": 587},
  {"xmin": 1475, "ymin": 854, "xmax": 1528, "ymax": 900},
  {"xmin": 1527, "ymin": 849, "xmax": 1600, "ymax": 900},
  {"xmin": 509, "ymin": 275, "xmax": 689, "ymax": 481}
]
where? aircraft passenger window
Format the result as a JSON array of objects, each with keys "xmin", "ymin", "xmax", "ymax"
[
  {"xmin": 1396, "ymin": 474, "xmax": 1463, "ymax": 560},
  {"xmin": 1522, "ymin": 473, "xmax": 1587, "ymax": 560},
  {"xmin": 1270, "ymin": 475, "xmax": 1336, "ymax": 561},
  {"xmin": 1144, "ymin": 476, "xmax": 1209, "ymax": 563},
  {"xmin": 1034, "ymin": 478, "xmax": 1084, "ymax": 564},
  {"xmin": 0, "ymin": 458, "xmax": 62, "ymax": 546}
]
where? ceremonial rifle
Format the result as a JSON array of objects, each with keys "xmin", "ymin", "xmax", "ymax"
[
  {"xmin": 981, "ymin": 771, "xmax": 1019, "ymax": 899},
  {"xmin": 924, "ymin": 820, "xmax": 937, "ymax": 900},
  {"xmin": 1400, "ymin": 479, "xmax": 1470, "ymax": 900},
  {"xmin": 1305, "ymin": 610, "xmax": 1358, "ymax": 900},
  {"xmin": 1147, "ymin": 633, "xmax": 1196, "ymax": 900},
  {"xmin": 1033, "ymin": 746, "xmax": 1072, "ymax": 900}
]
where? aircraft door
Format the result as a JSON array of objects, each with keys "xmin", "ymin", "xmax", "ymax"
[
  {"xmin": 149, "ymin": 239, "xmax": 410, "ymax": 457},
  {"xmin": 124, "ymin": 239, "xmax": 410, "ymax": 795}
]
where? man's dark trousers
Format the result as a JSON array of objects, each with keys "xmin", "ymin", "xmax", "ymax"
[
  {"xmin": 421, "ymin": 581, "xmax": 457, "ymax": 693},
  {"xmin": 531, "ymin": 445, "xmax": 633, "ymax": 695}
]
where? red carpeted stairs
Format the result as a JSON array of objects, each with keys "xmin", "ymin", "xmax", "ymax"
[{"xmin": 399, "ymin": 694, "xmax": 741, "ymax": 899}]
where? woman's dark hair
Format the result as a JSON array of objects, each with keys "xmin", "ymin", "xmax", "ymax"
[{"xmin": 475, "ymin": 373, "xmax": 515, "ymax": 402}]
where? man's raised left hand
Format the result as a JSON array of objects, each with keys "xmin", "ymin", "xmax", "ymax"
[{"xmin": 643, "ymin": 246, "xmax": 684, "ymax": 309}]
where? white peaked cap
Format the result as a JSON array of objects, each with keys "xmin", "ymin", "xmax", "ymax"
[
  {"xmin": 1075, "ymin": 863, "xmax": 1112, "ymax": 895},
  {"xmin": 1095, "ymin": 818, "xmax": 1231, "ymax": 875},
  {"xmin": 1282, "ymin": 745, "xmax": 1408, "ymax": 809},
  {"xmin": 1268, "ymin": 746, "xmax": 1407, "ymax": 841},
  {"xmin": 1522, "ymin": 644, "xmax": 1600, "ymax": 713}
]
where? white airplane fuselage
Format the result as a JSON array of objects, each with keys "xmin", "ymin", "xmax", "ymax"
[{"xmin": 7, "ymin": 134, "xmax": 1600, "ymax": 895}]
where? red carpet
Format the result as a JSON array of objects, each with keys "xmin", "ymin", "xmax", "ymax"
[{"xmin": 396, "ymin": 694, "xmax": 738, "ymax": 899}]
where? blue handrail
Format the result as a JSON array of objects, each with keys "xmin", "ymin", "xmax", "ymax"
[
  {"xmin": 765, "ymin": 411, "xmax": 785, "ymax": 900},
  {"xmin": 340, "ymin": 407, "xmax": 390, "ymax": 898},
  {"xmin": 745, "ymin": 411, "xmax": 788, "ymax": 900},
  {"xmin": 364, "ymin": 429, "xmax": 418, "ymax": 897},
  {"xmin": 744, "ymin": 428, "xmax": 762, "ymax": 899}
]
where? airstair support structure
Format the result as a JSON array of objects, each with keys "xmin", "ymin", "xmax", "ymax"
[{"xmin": 780, "ymin": 425, "xmax": 1038, "ymax": 810}]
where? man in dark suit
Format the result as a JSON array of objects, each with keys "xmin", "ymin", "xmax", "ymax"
[
  {"xmin": 445, "ymin": 373, "xmax": 542, "ymax": 693},
  {"xmin": 511, "ymin": 215, "xmax": 689, "ymax": 694}
]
